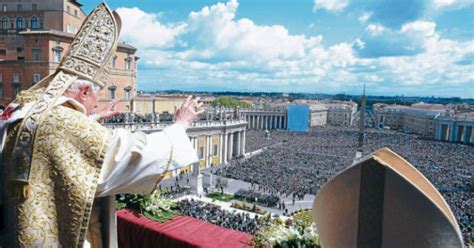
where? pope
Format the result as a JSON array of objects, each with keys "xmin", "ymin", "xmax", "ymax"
[{"xmin": 0, "ymin": 3, "xmax": 202, "ymax": 248}]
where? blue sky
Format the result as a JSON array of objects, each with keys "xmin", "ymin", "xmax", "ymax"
[{"xmin": 82, "ymin": 0, "xmax": 474, "ymax": 97}]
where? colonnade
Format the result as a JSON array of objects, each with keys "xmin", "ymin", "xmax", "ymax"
[
  {"xmin": 244, "ymin": 114, "xmax": 287, "ymax": 130},
  {"xmin": 221, "ymin": 129, "xmax": 246, "ymax": 163},
  {"xmin": 188, "ymin": 129, "xmax": 246, "ymax": 168},
  {"xmin": 436, "ymin": 121, "xmax": 474, "ymax": 144}
]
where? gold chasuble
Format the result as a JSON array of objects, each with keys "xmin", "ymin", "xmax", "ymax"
[
  {"xmin": 4, "ymin": 95, "xmax": 111, "ymax": 246},
  {"xmin": 0, "ymin": 3, "xmax": 121, "ymax": 247}
]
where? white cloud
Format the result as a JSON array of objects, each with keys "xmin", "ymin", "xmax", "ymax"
[
  {"xmin": 355, "ymin": 38, "xmax": 365, "ymax": 49},
  {"xmin": 117, "ymin": 0, "xmax": 474, "ymax": 97},
  {"xmin": 356, "ymin": 0, "xmax": 472, "ymax": 29},
  {"xmin": 354, "ymin": 20, "xmax": 473, "ymax": 90},
  {"xmin": 313, "ymin": 0, "xmax": 350, "ymax": 13},
  {"xmin": 433, "ymin": 0, "xmax": 456, "ymax": 8},
  {"xmin": 431, "ymin": 0, "xmax": 474, "ymax": 9},
  {"xmin": 365, "ymin": 24, "xmax": 386, "ymax": 36},
  {"xmin": 356, "ymin": 21, "xmax": 441, "ymax": 58},
  {"xmin": 183, "ymin": 0, "xmax": 323, "ymax": 62},
  {"xmin": 401, "ymin": 21, "xmax": 436, "ymax": 36},
  {"xmin": 358, "ymin": 12, "xmax": 371, "ymax": 23},
  {"xmin": 116, "ymin": 7, "xmax": 186, "ymax": 48}
]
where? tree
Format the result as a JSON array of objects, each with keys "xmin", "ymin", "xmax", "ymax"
[{"xmin": 212, "ymin": 96, "xmax": 251, "ymax": 108}]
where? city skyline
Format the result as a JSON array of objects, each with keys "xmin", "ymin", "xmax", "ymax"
[{"xmin": 82, "ymin": 0, "xmax": 474, "ymax": 97}]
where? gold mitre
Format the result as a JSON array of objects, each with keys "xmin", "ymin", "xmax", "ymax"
[
  {"xmin": 33, "ymin": 3, "xmax": 121, "ymax": 89},
  {"xmin": 8, "ymin": 3, "xmax": 121, "ymax": 185},
  {"xmin": 57, "ymin": 3, "xmax": 121, "ymax": 88}
]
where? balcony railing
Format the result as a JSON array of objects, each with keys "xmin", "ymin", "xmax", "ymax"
[
  {"xmin": 102, "ymin": 119, "xmax": 248, "ymax": 131},
  {"xmin": 0, "ymin": 28, "xmax": 44, "ymax": 35}
]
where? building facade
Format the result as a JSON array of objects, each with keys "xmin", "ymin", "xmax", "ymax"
[
  {"xmin": 325, "ymin": 101, "xmax": 358, "ymax": 126},
  {"xmin": 293, "ymin": 100, "xmax": 357, "ymax": 127},
  {"xmin": 309, "ymin": 104, "xmax": 328, "ymax": 126},
  {"xmin": 374, "ymin": 103, "xmax": 445, "ymax": 137},
  {"xmin": 239, "ymin": 101, "xmax": 358, "ymax": 130},
  {"xmin": 0, "ymin": 0, "xmax": 138, "ymax": 111}
]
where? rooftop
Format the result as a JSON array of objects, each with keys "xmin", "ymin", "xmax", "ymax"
[{"xmin": 309, "ymin": 104, "xmax": 329, "ymax": 111}]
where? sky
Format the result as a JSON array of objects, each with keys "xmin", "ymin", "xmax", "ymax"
[{"xmin": 81, "ymin": 0, "xmax": 474, "ymax": 97}]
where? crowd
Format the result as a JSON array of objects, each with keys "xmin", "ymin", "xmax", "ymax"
[
  {"xmin": 101, "ymin": 112, "xmax": 154, "ymax": 123},
  {"xmin": 176, "ymin": 199, "xmax": 260, "ymax": 234},
  {"xmin": 218, "ymin": 128, "xmax": 355, "ymax": 197},
  {"xmin": 101, "ymin": 112, "xmax": 174, "ymax": 123},
  {"xmin": 217, "ymin": 127, "xmax": 473, "ymax": 243},
  {"xmin": 234, "ymin": 189, "xmax": 280, "ymax": 207},
  {"xmin": 245, "ymin": 129, "xmax": 292, "ymax": 152},
  {"xmin": 160, "ymin": 185, "xmax": 191, "ymax": 198}
]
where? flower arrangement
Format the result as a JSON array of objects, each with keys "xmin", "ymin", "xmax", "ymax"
[
  {"xmin": 117, "ymin": 192, "xmax": 321, "ymax": 247},
  {"xmin": 252, "ymin": 213, "xmax": 321, "ymax": 248},
  {"xmin": 116, "ymin": 190, "xmax": 177, "ymax": 223}
]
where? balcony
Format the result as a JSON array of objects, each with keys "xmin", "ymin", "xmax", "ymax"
[
  {"xmin": 0, "ymin": 29, "xmax": 14, "ymax": 35},
  {"xmin": 0, "ymin": 28, "xmax": 43, "ymax": 35},
  {"xmin": 102, "ymin": 119, "xmax": 248, "ymax": 132}
]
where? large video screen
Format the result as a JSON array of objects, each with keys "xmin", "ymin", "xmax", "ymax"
[{"xmin": 288, "ymin": 105, "xmax": 310, "ymax": 132}]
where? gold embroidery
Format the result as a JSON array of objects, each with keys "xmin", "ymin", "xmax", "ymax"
[
  {"xmin": 10, "ymin": 72, "xmax": 77, "ymax": 184},
  {"xmin": 10, "ymin": 2, "xmax": 121, "ymax": 185},
  {"xmin": 9, "ymin": 106, "xmax": 111, "ymax": 247},
  {"xmin": 5, "ymin": 3, "xmax": 121, "ymax": 246},
  {"xmin": 12, "ymin": 88, "xmax": 45, "ymax": 104}
]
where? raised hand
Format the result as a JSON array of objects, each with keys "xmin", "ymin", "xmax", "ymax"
[{"xmin": 175, "ymin": 96, "xmax": 204, "ymax": 129}]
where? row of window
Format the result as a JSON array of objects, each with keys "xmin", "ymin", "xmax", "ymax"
[
  {"xmin": 66, "ymin": 5, "xmax": 79, "ymax": 17},
  {"xmin": 197, "ymin": 144, "xmax": 219, "ymax": 159},
  {"xmin": 0, "ymin": 84, "xmax": 21, "ymax": 99},
  {"xmin": 1, "ymin": 4, "xmax": 79, "ymax": 17},
  {"xmin": 2, "ymin": 4, "xmax": 37, "ymax": 12},
  {"xmin": 4, "ymin": 47, "xmax": 61, "ymax": 63},
  {"xmin": 109, "ymin": 56, "xmax": 133, "ymax": 70},
  {"xmin": 1, "ymin": 16, "xmax": 41, "ymax": 30},
  {"xmin": 329, "ymin": 113, "xmax": 349, "ymax": 118},
  {"xmin": 0, "ymin": 73, "xmax": 22, "ymax": 99},
  {"xmin": 0, "ymin": 73, "xmax": 133, "ymax": 100},
  {"xmin": 1, "ymin": 46, "xmax": 133, "ymax": 69},
  {"xmin": 108, "ymin": 87, "xmax": 133, "ymax": 100},
  {"xmin": 0, "ymin": 47, "xmax": 42, "ymax": 61},
  {"xmin": 0, "ymin": 72, "xmax": 41, "ymax": 84}
]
